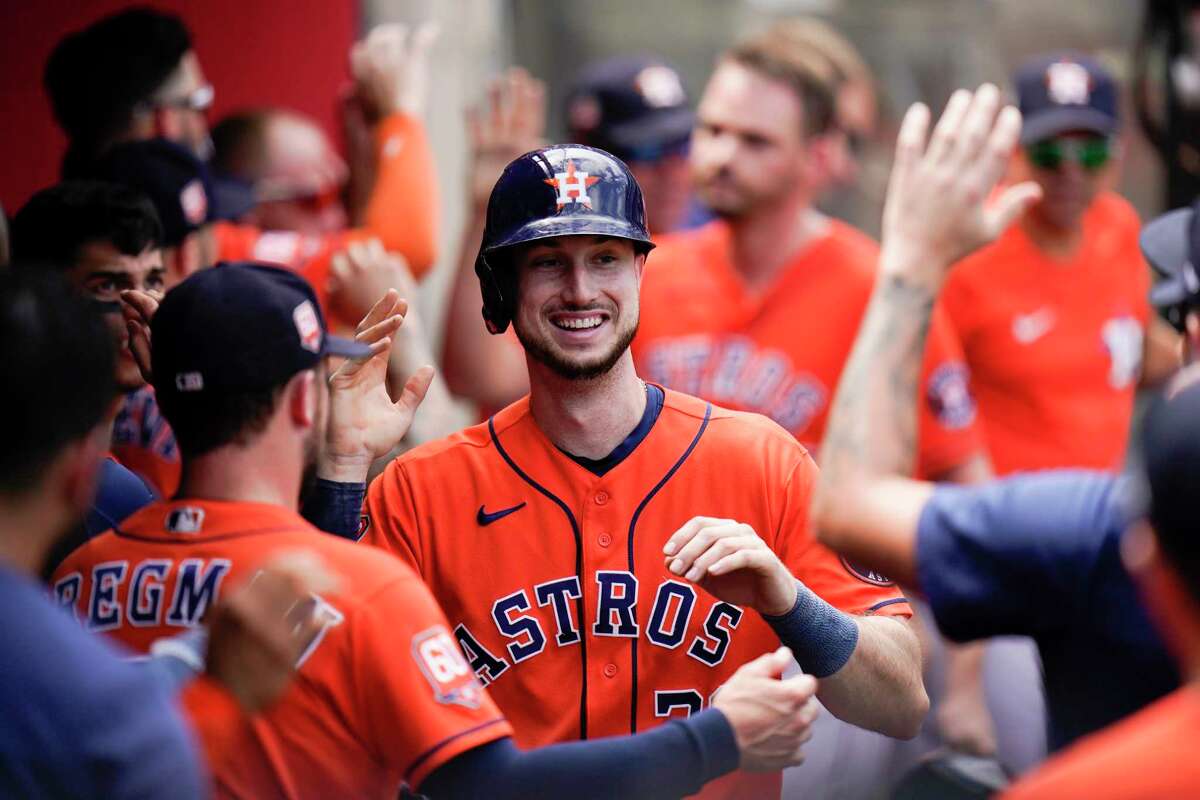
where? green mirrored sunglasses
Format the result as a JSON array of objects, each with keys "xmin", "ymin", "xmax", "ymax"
[{"xmin": 1026, "ymin": 137, "xmax": 1114, "ymax": 171}]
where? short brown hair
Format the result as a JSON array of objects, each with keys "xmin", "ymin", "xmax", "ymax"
[{"xmin": 724, "ymin": 28, "xmax": 838, "ymax": 137}]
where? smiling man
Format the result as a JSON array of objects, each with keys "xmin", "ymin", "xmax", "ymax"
[{"xmin": 356, "ymin": 144, "xmax": 926, "ymax": 800}]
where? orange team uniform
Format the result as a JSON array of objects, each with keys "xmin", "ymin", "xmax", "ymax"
[
  {"xmin": 111, "ymin": 385, "xmax": 180, "ymax": 499},
  {"xmin": 941, "ymin": 191, "xmax": 1151, "ymax": 474},
  {"xmin": 363, "ymin": 388, "xmax": 911, "ymax": 800},
  {"xmin": 632, "ymin": 219, "xmax": 982, "ymax": 479},
  {"xmin": 213, "ymin": 111, "xmax": 439, "ymax": 326},
  {"xmin": 51, "ymin": 500, "xmax": 511, "ymax": 798},
  {"xmin": 1002, "ymin": 686, "xmax": 1200, "ymax": 799}
]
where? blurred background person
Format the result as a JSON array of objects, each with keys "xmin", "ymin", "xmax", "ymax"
[
  {"xmin": 564, "ymin": 54, "xmax": 699, "ymax": 234},
  {"xmin": 942, "ymin": 54, "xmax": 1181, "ymax": 479}
]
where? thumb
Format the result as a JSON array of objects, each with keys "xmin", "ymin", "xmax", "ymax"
[
  {"xmin": 398, "ymin": 365, "xmax": 435, "ymax": 412},
  {"xmin": 737, "ymin": 646, "xmax": 794, "ymax": 679},
  {"xmin": 985, "ymin": 181, "xmax": 1042, "ymax": 239}
]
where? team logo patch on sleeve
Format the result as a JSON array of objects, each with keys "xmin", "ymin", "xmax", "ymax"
[
  {"xmin": 841, "ymin": 557, "xmax": 895, "ymax": 587},
  {"xmin": 926, "ymin": 362, "xmax": 976, "ymax": 429},
  {"xmin": 412, "ymin": 626, "xmax": 484, "ymax": 709}
]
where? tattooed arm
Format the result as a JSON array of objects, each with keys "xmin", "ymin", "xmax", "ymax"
[{"xmin": 811, "ymin": 85, "xmax": 1042, "ymax": 585}]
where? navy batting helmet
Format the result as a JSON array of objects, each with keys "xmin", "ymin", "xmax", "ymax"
[{"xmin": 474, "ymin": 144, "xmax": 654, "ymax": 334}]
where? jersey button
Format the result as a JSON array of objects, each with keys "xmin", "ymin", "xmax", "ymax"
[
  {"xmin": 594, "ymin": 491, "xmax": 610, "ymax": 505},
  {"xmin": 598, "ymin": 532, "xmax": 612, "ymax": 547},
  {"xmin": 603, "ymin": 663, "xmax": 618, "ymax": 678}
]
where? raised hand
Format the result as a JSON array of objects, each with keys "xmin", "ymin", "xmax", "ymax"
[
  {"xmin": 329, "ymin": 237, "xmax": 414, "ymax": 325},
  {"xmin": 663, "ymin": 517, "xmax": 797, "ymax": 617},
  {"xmin": 321, "ymin": 289, "xmax": 435, "ymax": 482},
  {"xmin": 712, "ymin": 647, "xmax": 820, "ymax": 771},
  {"xmin": 350, "ymin": 22, "xmax": 439, "ymax": 122},
  {"xmin": 466, "ymin": 67, "xmax": 547, "ymax": 207},
  {"xmin": 880, "ymin": 84, "xmax": 1042, "ymax": 283},
  {"xmin": 120, "ymin": 289, "xmax": 160, "ymax": 383}
]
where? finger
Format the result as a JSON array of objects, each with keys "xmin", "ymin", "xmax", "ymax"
[
  {"xmin": 355, "ymin": 289, "xmax": 402, "ymax": 334},
  {"xmin": 734, "ymin": 646, "xmax": 794, "ymax": 678},
  {"xmin": 950, "ymin": 83, "xmax": 1001, "ymax": 169},
  {"xmin": 977, "ymin": 104, "xmax": 1024, "ymax": 196},
  {"xmin": 663, "ymin": 516, "xmax": 735, "ymax": 556},
  {"xmin": 408, "ymin": 21, "xmax": 439, "ymax": 62},
  {"xmin": 925, "ymin": 89, "xmax": 972, "ymax": 165},
  {"xmin": 885, "ymin": 102, "xmax": 930, "ymax": 208},
  {"xmin": 667, "ymin": 522, "xmax": 747, "ymax": 577},
  {"xmin": 127, "ymin": 321, "xmax": 153, "ymax": 381},
  {"xmin": 357, "ymin": 313, "xmax": 405, "ymax": 346},
  {"xmin": 396, "ymin": 364, "xmax": 435, "ymax": 412},
  {"xmin": 985, "ymin": 181, "xmax": 1042, "ymax": 239},
  {"xmin": 704, "ymin": 544, "xmax": 773, "ymax": 579},
  {"xmin": 120, "ymin": 289, "xmax": 159, "ymax": 325},
  {"xmin": 684, "ymin": 534, "xmax": 762, "ymax": 582}
]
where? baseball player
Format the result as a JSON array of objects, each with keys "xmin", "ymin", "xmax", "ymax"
[
  {"xmin": 53, "ymin": 262, "xmax": 820, "ymax": 799},
  {"xmin": 939, "ymin": 54, "xmax": 1181, "ymax": 475},
  {"xmin": 812, "ymin": 85, "xmax": 1184, "ymax": 757},
  {"xmin": 631, "ymin": 24, "xmax": 986, "ymax": 484},
  {"xmin": 359, "ymin": 144, "xmax": 927, "ymax": 800}
]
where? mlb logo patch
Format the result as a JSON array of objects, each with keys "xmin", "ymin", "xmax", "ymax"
[
  {"xmin": 293, "ymin": 300, "xmax": 323, "ymax": 353},
  {"xmin": 544, "ymin": 160, "xmax": 600, "ymax": 209},
  {"xmin": 166, "ymin": 506, "xmax": 206, "ymax": 534},
  {"xmin": 412, "ymin": 626, "xmax": 484, "ymax": 709},
  {"xmin": 1045, "ymin": 61, "xmax": 1091, "ymax": 106},
  {"xmin": 179, "ymin": 179, "xmax": 208, "ymax": 225}
]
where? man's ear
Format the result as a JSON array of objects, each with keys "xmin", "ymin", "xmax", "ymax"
[
  {"xmin": 1185, "ymin": 310, "xmax": 1200, "ymax": 356},
  {"xmin": 634, "ymin": 251, "xmax": 648, "ymax": 286},
  {"xmin": 287, "ymin": 370, "xmax": 318, "ymax": 431}
]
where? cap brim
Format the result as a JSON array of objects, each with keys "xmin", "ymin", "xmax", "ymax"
[
  {"xmin": 323, "ymin": 334, "xmax": 373, "ymax": 360},
  {"xmin": 209, "ymin": 174, "xmax": 257, "ymax": 222},
  {"xmin": 1141, "ymin": 207, "xmax": 1195, "ymax": 307},
  {"xmin": 606, "ymin": 108, "xmax": 694, "ymax": 153},
  {"xmin": 1020, "ymin": 108, "xmax": 1118, "ymax": 144},
  {"xmin": 485, "ymin": 214, "xmax": 655, "ymax": 252}
]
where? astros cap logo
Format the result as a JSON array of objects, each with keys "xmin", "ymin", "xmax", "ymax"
[
  {"xmin": 293, "ymin": 300, "xmax": 323, "ymax": 353},
  {"xmin": 1045, "ymin": 61, "xmax": 1091, "ymax": 106},
  {"xmin": 544, "ymin": 160, "xmax": 600, "ymax": 209}
]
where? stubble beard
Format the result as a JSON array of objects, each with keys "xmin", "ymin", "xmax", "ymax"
[{"xmin": 515, "ymin": 313, "xmax": 639, "ymax": 381}]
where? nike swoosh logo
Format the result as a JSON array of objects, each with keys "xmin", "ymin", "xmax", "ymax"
[
  {"xmin": 1012, "ymin": 308, "xmax": 1056, "ymax": 345},
  {"xmin": 477, "ymin": 503, "xmax": 527, "ymax": 526}
]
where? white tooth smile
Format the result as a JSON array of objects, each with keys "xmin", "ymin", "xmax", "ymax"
[{"xmin": 555, "ymin": 316, "xmax": 603, "ymax": 330}]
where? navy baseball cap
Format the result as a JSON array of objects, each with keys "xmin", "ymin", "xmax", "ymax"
[
  {"xmin": 1140, "ymin": 200, "xmax": 1200, "ymax": 329},
  {"xmin": 87, "ymin": 139, "xmax": 255, "ymax": 245},
  {"xmin": 151, "ymin": 262, "xmax": 370, "ymax": 399},
  {"xmin": 565, "ymin": 55, "xmax": 693, "ymax": 162},
  {"xmin": 1015, "ymin": 53, "xmax": 1120, "ymax": 144}
]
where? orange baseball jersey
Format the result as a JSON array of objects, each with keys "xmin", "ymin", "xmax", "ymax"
[
  {"xmin": 941, "ymin": 191, "xmax": 1151, "ymax": 474},
  {"xmin": 111, "ymin": 386, "xmax": 180, "ymax": 499},
  {"xmin": 51, "ymin": 499, "xmax": 511, "ymax": 798},
  {"xmin": 363, "ymin": 388, "xmax": 910, "ymax": 800},
  {"xmin": 213, "ymin": 112, "xmax": 440, "ymax": 324},
  {"xmin": 1002, "ymin": 686, "xmax": 1200, "ymax": 799},
  {"xmin": 632, "ymin": 219, "xmax": 982, "ymax": 479}
]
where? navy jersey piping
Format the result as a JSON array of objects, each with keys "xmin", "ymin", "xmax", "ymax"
[
  {"xmin": 489, "ymin": 416, "xmax": 590, "ymax": 740},
  {"xmin": 626, "ymin": 402, "xmax": 712, "ymax": 734}
]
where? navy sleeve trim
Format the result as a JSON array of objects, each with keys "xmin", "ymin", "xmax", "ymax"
[
  {"xmin": 867, "ymin": 598, "xmax": 911, "ymax": 613},
  {"xmin": 405, "ymin": 716, "xmax": 510, "ymax": 780}
]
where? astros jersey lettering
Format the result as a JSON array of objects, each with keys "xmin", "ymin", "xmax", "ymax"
[
  {"xmin": 941, "ymin": 192, "xmax": 1151, "ymax": 473},
  {"xmin": 363, "ymin": 388, "xmax": 910, "ymax": 800},
  {"xmin": 111, "ymin": 385, "xmax": 180, "ymax": 499},
  {"xmin": 632, "ymin": 219, "xmax": 982, "ymax": 479},
  {"xmin": 51, "ymin": 500, "xmax": 510, "ymax": 799}
]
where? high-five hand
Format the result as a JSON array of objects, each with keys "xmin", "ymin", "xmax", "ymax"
[{"xmin": 880, "ymin": 84, "xmax": 1042, "ymax": 283}]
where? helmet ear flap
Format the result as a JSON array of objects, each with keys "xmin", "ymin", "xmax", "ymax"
[{"xmin": 475, "ymin": 252, "xmax": 514, "ymax": 335}]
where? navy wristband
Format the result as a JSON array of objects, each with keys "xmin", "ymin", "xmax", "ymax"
[
  {"xmin": 301, "ymin": 479, "xmax": 367, "ymax": 540},
  {"xmin": 762, "ymin": 579, "xmax": 859, "ymax": 678}
]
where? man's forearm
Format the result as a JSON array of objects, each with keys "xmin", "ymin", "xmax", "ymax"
[
  {"xmin": 815, "ymin": 615, "xmax": 928, "ymax": 739},
  {"xmin": 820, "ymin": 265, "xmax": 940, "ymax": 485}
]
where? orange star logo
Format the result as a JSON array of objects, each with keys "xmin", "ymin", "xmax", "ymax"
[{"xmin": 544, "ymin": 160, "xmax": 600, "ymax": 209}]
